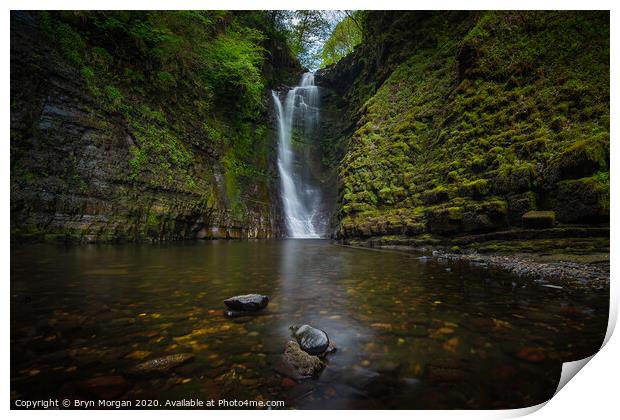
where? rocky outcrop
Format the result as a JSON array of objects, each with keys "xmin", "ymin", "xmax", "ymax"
[
  {"xmin": 316, "ymin": 11, "xmax": 609, "ymax": 242},
  {"xmin": 10, "ymin": 11, "xmax": 295, "ymax": 243}
]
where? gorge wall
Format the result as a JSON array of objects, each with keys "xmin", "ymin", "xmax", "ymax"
[
  {"xmin": 11, "ymin": 11, "xmax": 300, "ymax": 242},
  {"xmin": 11, "ymin": 11, "xmax": 610, "ymax": 245},
  {"xmin": 317, "ymin": 11, "xmax": 609, "ymax": 243}
]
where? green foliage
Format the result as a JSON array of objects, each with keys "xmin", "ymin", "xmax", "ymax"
[
  {"xmin": 274, "ymin": 10, "xmax": 335, "ymax": 69},
  {"xmin": 80, "ymin": 66, "xmax": 95, "ymax": 83},
  {"xmin": 338, "ymin": 11, "xmax": 609, "ymax": 237},
  {"xmin": 55, "ymin": 22, "xmax": 86, "ymax": 66},
  {"xmin": 38, "ymin": 10, "xmax": 281, "ymax": 218},
  {"xmin": 104, "ymin": 85, "xmax": 124, "ymax": 110},
  {"xmin": 202, "ymin": 27, "xmax": 266, "ymax": 118},
  {"xmin": 128, "ymin": 120, "xmax": 194, "ymax": 188},
  {"xmin": 321, "ymin": 12, "xmax": 363, "ymax": 67}
]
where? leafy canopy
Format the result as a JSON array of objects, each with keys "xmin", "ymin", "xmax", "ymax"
[
  {"xmin": 321, "ymin": 11, "xmax": 364, "ymax": 67},
  {"xmin": 273, "ymin": 10, "xmax": 347, "ymax": 70}
]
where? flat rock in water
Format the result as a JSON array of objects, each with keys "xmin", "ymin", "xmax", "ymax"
[
  {"xmin": 293, "ymin": 324, "xmax": 330, "ymax": 355},
  {"xmin": 224, "ymin": 294, "xmax": 269, "ymax": 312},
  {"xmin": 131, "ymin": 353, "xmax": 194, "ymax": 375}
]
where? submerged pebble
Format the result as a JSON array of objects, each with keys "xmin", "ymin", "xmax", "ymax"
[{"xmin": 130, "ymin": 353, "xmax": 194, "ymax": 375}]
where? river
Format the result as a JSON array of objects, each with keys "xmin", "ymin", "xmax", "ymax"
[{"xmin": 10, "ymin": 240, "xmax": 608, "ymax": 409}]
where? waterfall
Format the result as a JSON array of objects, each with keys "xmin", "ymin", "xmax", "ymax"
[{"xmin": 272, "ymin": 73, "xmax": 323, "ymax": 238}]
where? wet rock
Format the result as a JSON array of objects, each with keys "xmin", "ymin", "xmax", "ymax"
[
  {"xmin": 75, "ymin": 375, "xmax": 131, "ymax": 399},
  {"xmin": 204, "ymin": 379, "xmax": 222, "ymax": 401},
  {"xmin": 324, "ymin": 340, "xmax": 338, "ymax": 356},
  {"xmin": 374, "ymin": 360, "xmax": 403, "ymax": 376},
  {"xmin": 342, "ymin": 366, "xmax": 381, "ymax": 389},
  {"xmin": 67, "ymin": 347, "xmax": 108, "ymax": 367},
  {"xmin": 217, "ymin": 368, "xmax": 256, "ymax": 401},
  {"xmin": 130, "ymin": 353, "xmax": 194, "ymax": 376},
  {"xmin": 276, "ymin": 341, "xmax": 324, "ymax": 379},
  {"xmin": 281, "ymin": 377, "xmax": 297, "ymax": 389},
  {"xmin": 284, "ymin": 382, "xmax": 315, "ymax": 405},
  {"xmin": 223, "ymin": 294, "xmax": 269, "ymax": 312},
  {"xmin": 560, "ymin": 306, "xmax": 583, "ymax": 318},
  {"xmin": 291, "ymin": 324, "xmax": 330, "ymax": 355},
  {"xmin": 516, "ymin": 346, "xmax": 546, "ymax": 362},
  {"xmin": 424, "ymin": 359, "xmax": 465, "ymax": 382},
  {"xmin": 402, "ymin": 377, "xmax": 422, "ymax": 388}
]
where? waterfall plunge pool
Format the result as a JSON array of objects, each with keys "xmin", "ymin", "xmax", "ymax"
[{"xmin": 10, "ymin": 239, "xmax": 608, "ymax": 409}]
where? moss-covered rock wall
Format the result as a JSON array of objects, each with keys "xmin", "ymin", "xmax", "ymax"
[
  {"xmin": 11, "ymin": 11, "xmax": 301, "ymax": 242},
  {"xmin": 317, "ymin": 11, "xmax": 609, "ymax": 240}
]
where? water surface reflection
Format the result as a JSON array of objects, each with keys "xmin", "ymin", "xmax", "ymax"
[{"xmin": 10, "ymin": 240, "xmax": 608, "ymax": 409}]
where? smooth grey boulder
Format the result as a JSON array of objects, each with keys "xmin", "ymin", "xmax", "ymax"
[
  {"xmin": 223, "ymin": 294, "xmax": 269, "ymax": 312},
  {"xmin": 292, "ymin": 324, "xmax": 330, "ymax": 355}
]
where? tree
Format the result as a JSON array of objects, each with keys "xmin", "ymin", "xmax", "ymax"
[
  {"xmin": 275, "ymin": 10, "xmax": 332, "ymax": 70},
  {"xmin": 320, "ymin": 11, "xmax": 364, "ymax": 67}
]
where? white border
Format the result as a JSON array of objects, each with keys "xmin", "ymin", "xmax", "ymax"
[{"xmin": 3, "ymin": 1, "xmax": 617, "ymax": 419}]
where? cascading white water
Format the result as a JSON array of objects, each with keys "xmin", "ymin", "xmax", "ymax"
[{"xmin": 272, "ymin": 73, "xmax": 322, "ymax": 238}]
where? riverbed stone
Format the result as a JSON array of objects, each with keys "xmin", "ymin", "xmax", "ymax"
[
  {"xmin": 75, "ymin": 375, "xmax": 131, "ymax": 399},
  {"xmin": 292, "ymin": 324, "xmax": 330, "ymax": 355},
  {"xmin": 516, "ymin": 346, "xmax": 546, "ymax": 362},
  {"xmin": 424, "ymin": 359, "xmax": 465, "ymax": 382},
  {"xmin": 223, "ymin": 294, "xmax": 269, "ymax": 312},
  {"xmin": 276, "ymin": 340, "xmax": 325, "ymax": 379},
  {"xmin": 130, "ymin": 353, "xmax": 194, "ymax": 375}
]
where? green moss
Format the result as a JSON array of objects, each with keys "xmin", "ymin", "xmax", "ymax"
[
  {"xmin": 459, "ymin": 179, "xmax": 490, "ymax": 199},
  {"xmin": 81, "ymin": 66, "xmax": 95, "ymax": 83},
  {"xmin": 127, "ymin": 120, "xmax": 195, "ymax": 189},
  {"xmin": 156, "ymin": 71, "xmax": 176, "ymax": 90},
  {"xmin": 55, "ymin": 22, "xmax": 86, "ymax": 66},
  {"xmin": 104, "ymin": 85, "xmax": 124, "ymax": 111},
  {"xmin": 447, "ymin": 207, "xmax": 463, "ymax": 220},
  {"xmin": 28, "ymin": 11, "xmax": 285, "ymax": 236},
  {"xmin": 421, "ymin": 185, "xmax": 451, "ymax": 204},
  {"xmin": 522, "ymin": 211, "xmax": 556, "ymax": 229},
  {"xmin": 337, "ymin": 11, "xmax": 608, "ymax": 238},
  {"xmin": 550, "ymin": 135, "xmax": 610, "ymax": 180}
]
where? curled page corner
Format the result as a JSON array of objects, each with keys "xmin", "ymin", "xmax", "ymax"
[
  {"xmin": 500, "ymin": 355, "xmax": 598, "ymax": 418},
  {"xmin": 551, "ymin": 291, "xmax": 620, "ymax": 394},
  {"xmin": 555, "ymin": 355, "xmax": 595, "ymax": 396}
]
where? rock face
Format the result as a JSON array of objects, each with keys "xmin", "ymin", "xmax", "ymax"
[
  {"xmin": 292, "ymin": 324, "xmax": 330, "ymax": 355},
  {"xmin": 224, "ymin": 294, "xmax": 269, "ymax": 312},
  {"xmin": 277, "ymin": 340, "xmax": 325, "ymax": 379},
  {"xmin": 522, "ymin": 211, "xmax": 556, "ymax": 229},
  {"xmin": 131, "ymin": 353, "xmax": 194, "ymax": 376},
  {"xmin": 10, "ymin": 11, "xmax": 296, "ymax": 243},
  {"xmin": 316, "ymin": 11, "xmax": 609, "ymax": 241}
]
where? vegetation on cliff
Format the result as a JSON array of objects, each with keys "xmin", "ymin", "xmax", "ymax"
[
  {"xmin": 10, "ymin": 10, "xmax": 610, "ymax": 243},
  {"xmin": 320, "ymin": 11, "xmax": 364, "ymax": 67},
  {"xmin": 11, "ymin": 11, "xmax": 300, "ymax": 241},
  {"xmin": 329, "ymin": 11, "xmax": 609, "ymax": 240}
]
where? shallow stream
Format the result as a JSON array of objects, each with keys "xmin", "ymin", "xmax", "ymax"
[{"xmin": 10, "ymin": 240, "xmax": 608, "ymax": 409}]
